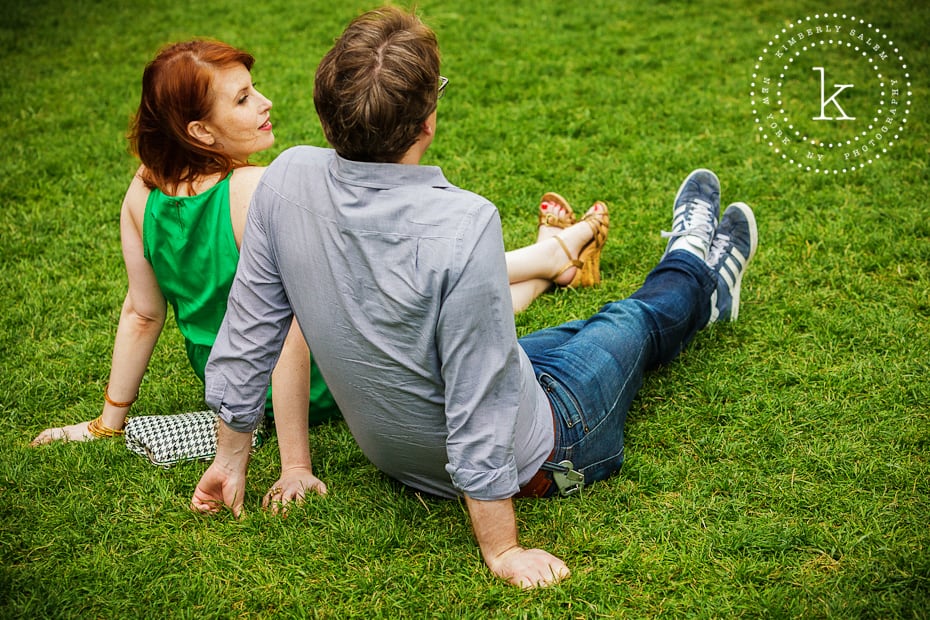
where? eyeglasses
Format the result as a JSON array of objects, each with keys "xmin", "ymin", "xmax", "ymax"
[{"xmin": 438, "ymin": 75, "xmax": 449, "ymax": 100}]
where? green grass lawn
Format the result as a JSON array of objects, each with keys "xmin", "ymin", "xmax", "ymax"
[{"xmin": 2, "ymin": 0, "xmax": 928, "ymax": 617}]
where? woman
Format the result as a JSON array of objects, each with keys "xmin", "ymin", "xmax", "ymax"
[{"xmin": 30, "ymin": 40, "xmax": 607, "ymax": 501}]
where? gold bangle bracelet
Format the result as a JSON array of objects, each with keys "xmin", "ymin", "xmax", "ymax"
[
  {"xmin": 87, "ymin": 415, "xmax": 125, "ymax": 438},
  {"xmin": 104, "ymin": 383, "xmax": 138, "ymax": 408}
]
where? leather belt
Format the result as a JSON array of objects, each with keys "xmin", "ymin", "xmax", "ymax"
[
  {"xmin": 516, "ymin": 398, "xmax": 557, "ymax": 497},
  {"xmin": 515, "ymin": 463, "xmax": 554, "ymax": 498},
  {"xmin": 515, "ymin": 398, "xmax": 585, "ymax": 498}
]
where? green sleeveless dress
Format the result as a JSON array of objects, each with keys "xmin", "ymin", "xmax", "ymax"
[{"xmin": 141, "ymin": 172, "xmax": 340, "ymax": 424}]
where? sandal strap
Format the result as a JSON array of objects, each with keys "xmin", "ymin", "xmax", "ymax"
[
  {"xmin": 581, "ymin": 205, "xmax": 610, "ymax": 248},
  {"xmin": 538, "ymin": 212, "xmax": 572, "ymax": 228},
  {"xmin": 552, "ymin": 235, "xmax": 583, "ymax": 278},
  {"xmin": 538, "ymin": 192, "xmax": 576, "ymax": 229}
]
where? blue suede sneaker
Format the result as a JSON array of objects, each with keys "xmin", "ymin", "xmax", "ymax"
[
  {"xmin": 706, "ymin": 202, "xmax": 758, "ymax": 323},
  {"xmin": 661, "ymin": 169, "xmax": 720, "ymax": 260}
]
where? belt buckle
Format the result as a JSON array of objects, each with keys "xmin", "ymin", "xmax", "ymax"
[{"xmin": 544, "ymin": 460, "xmax": 584, "ymax": 496}]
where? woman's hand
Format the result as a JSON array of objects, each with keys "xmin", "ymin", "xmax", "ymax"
[
  {"xmin": 30, "ymin": 421, "xmax": 94, "ymax": 446},
  {"xmin": 262, "ymin": 466, "xmax": 328, "ymax": 515}
]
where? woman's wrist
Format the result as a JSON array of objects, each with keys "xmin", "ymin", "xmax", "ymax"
[{"xmin": 87, "ymin": 415, "xmax": 125, "ymax": 438}]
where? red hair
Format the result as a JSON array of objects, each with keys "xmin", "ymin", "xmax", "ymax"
[{"xmin": 129, "ymin": 40, "xmax": 255, "ymax": 192}]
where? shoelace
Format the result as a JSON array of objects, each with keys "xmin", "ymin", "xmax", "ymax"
[
  {"xmin": 660, "ymin": 198, "xmax": 714, "ymax": 240},
  {"xmin": 705, "ymin": 232, "xmax": 731, "ymax": 268}
]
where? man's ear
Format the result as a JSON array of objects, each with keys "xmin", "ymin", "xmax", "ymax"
[
  {"xmin": 421, "ymin": 118, "xmax": 435, "ymax": 137},
  {"xmin": 187, "ymin": 120, "xmax": 216, "ymax": 146}
]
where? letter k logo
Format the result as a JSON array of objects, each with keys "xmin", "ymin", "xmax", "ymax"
[{"xmin": 812, "ymin": 67, "xmax": 856, "ymax": 120}]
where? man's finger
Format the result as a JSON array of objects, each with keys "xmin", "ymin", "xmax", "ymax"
[{"xmin": 190, "ymin": 497, "xmax": 220, "ymax": 514}]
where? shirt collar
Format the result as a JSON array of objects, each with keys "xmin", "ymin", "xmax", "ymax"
[{"xmin": 330, "ymin": 152, "xmax": 452, "ymax": 190}]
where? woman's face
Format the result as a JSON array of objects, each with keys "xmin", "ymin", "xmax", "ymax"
[{"xmin": 198, "ymin": 63, "xmax": 274, "ymax": 161}]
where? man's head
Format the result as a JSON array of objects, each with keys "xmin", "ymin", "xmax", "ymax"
[{"xmin": 314, "ymin": 6, "xmax": 441, "ymax": 163}]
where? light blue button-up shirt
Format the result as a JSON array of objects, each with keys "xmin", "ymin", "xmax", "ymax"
[{"xmin": 205, "ymin": 146, "xmax": 552, "ymax": 500}]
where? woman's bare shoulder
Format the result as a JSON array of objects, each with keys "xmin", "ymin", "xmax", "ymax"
[
  {"xmin": 229, "ymin": 165, "xmax": 265, "ymax": 202},
  {"xmin": 122, "ymin": 166, "xmax": 151, "ymax": 213},
  {"xmin": 232, "ymin": 165, "xmax": 267, "ymax": 186}
]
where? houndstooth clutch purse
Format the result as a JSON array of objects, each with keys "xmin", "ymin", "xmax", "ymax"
[{"xmin": 124, "ymin": 411, "xmax": 263, "ymax": 468}]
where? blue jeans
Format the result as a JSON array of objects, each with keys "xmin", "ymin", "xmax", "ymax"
[{"xmin": 518, "ymin": 251, "xmax": 716, "ymax": 488}]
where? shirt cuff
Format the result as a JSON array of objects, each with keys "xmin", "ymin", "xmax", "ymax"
[
  {"xmin": 216, "ymin": 403, "xmax": 265, "ymax": 434},
  {"xmin": 206, "ymin": 375, "xmax": 265, "ymax": 433},
  {"xmin": 446, "ymin": 460, "xmax": 520, "ymax": 501}
]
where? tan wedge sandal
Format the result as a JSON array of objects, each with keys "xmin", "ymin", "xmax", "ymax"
[{"xmin": 552, "ymin": 202, "xmax": 610, "ymax": 288}]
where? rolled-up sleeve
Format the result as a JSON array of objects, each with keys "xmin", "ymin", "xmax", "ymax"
[
  {"xmin": 205, "ymin": 186, "xmax": 294, "ymax": 433},
  {"xmin": 439, "ymin": 207, "xmax": 523, "ymax": 500}
]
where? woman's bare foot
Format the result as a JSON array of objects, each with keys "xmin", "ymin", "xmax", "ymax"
[
  {"xmin": 537, "ymin": 203, "xmax": 563, "ymax": 243},
  {"xmin": 537, "ymin": 198, "xmax": 573, "ymax": 245}
]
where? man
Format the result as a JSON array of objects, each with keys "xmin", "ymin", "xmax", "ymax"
[{"xmin": 191, "ymin": 6, "xmax": 758, "ymax": 589}]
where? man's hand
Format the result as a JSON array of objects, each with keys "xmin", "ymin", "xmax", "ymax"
[
  {"xmin": 191, "ymin": 462, "xmax": 247, "ymax": 517},
  {"xmin": 487, "ymin": 546, "xmax": 570, "ymax": 589},
  {"xmin": 262, "ymin": 466, "xmax": 328, "ymax": 515},
  {"xmin": 464, "ymin": 495, "xmax": 570, "ymax": 589},
  {"xmin": 190, "ymin": 420, "xmax": 253, "ymax": 517}
]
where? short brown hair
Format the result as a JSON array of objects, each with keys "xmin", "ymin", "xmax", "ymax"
[
  {"xmin": 129, "ymin": 40, "xmax": 255, "ymax": 192},
  {"xmin": 314, "ymin": 7, "xmax": 440, "ymax": 163}
]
